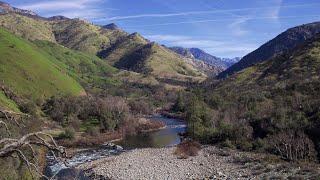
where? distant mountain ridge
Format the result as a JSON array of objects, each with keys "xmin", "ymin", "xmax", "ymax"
[
  {"xmin": 0, "ymin": 1, "xmax": 206, "ymax": 84},
  {"xmin": 170, "ymin": 47, "xmax": 240, "ymax": 68},
  {"xmin": 169, "ymin": 46, "xmax": 240, "ymax": 76},
  {"xmin": 219, "ymin": 21, "xmax": 320, "ymax": 78}
]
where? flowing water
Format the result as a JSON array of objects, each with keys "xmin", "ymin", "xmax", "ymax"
[{"xmin": 46, "ymin": 115, "xmax": 187, "ymax": 179}]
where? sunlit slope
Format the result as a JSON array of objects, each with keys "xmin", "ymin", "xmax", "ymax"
[
  {"xmin": 33, "ymin": 40, "xmax": 119, "ymax": 89},
  {"xmin": 115, "ymin": 43, "xmax": 205, "ymax": 81},
  {"xmin": 0, "ymin": 28, "xmax": 84, "ymax": 106}
]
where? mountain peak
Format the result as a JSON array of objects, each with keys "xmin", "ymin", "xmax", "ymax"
[
  {"xmin": 218, "ymin": 21, "xmax": 320, "ymax": 78},
  {"xmin": 169, "ymin": 46, "xmax": 240, "ymax": 69},
  {"xmin": 48, "ymin": 15, "xmax": 70, "ymax": 21},
  {"xmin": 128, "ymin": 32, "xmax": 148, "ymax": 43},
  {"xmin": 103, "ymin": 23, "xmax": 119, "ymax": 30}
]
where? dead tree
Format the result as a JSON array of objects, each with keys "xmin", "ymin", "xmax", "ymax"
[
  {"xmin": 269, "ymin": 130, "xmax": 316, "ymax": 161},
  {"xmin": 0, "ymin": 109, "xmax": 67, "ymax": 179}
]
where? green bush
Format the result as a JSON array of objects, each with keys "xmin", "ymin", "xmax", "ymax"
[
  {"xmin": 237, "ymin": 140, "xmax": 253, "ymax": 151},
  {"xmin": 253, "ymin": 138, "xmax": 267, "ymax": 151},
  {"xmin": 221, "ymin": 139, "xmax": 235, "ymax": 149},
  {"xmin": 58, "ymin": 128, "xmax": 75, "ymax": 140},
  {"xmin": 85, "ymin": 126, "xmax": 100, "ymax": 136}
]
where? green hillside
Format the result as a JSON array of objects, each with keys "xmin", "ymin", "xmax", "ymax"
[
  {"xmin": 0, "ymin": 28, "xmax": 84, "ymax": 110},
  {"xmin": 33, "ymin": 40, "xmax": 120, "ymax": 89},
  {"xmin": 99, "ymin": 32, "xmax": 148, "ymax": 65},
  {"xmin": 52, "ymin": 19, "xmax": 128, "ymax": 54},
  {"xmin": 115, "ymin": 42, "xmax": 205, "ymax": 81},
  {"xmin": 0, "ymin": 13, "xmax": 55, "ymax": 42},
  {"xmin": 0, "ymin": 91, "xmax": 19, "ymax": 111},
  {"xmin": 0, "ymin": 13, "xmax": 205, "ymax": 84},
  {"xmin": 175, "ymin": 35, "xmax": 320, "ymax": 161}
]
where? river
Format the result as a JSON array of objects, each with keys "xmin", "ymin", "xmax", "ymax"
[{"xmin": 46, "ymin": 115, "xmax": 187, "ymax": 179}]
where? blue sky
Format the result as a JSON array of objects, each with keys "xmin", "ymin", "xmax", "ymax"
[{"xmin": 6, "ymin": 0, "xmax": 320, "ymax": 57}]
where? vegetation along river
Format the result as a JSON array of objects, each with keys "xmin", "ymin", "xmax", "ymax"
[{"xmin": 46, "ymin": 115, "xmax": 187, "ymax": 178}]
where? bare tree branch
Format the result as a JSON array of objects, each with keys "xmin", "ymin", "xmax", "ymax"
[{"xmin": 0, "ymin": 110, "xmax": 67, "ymax": 179}]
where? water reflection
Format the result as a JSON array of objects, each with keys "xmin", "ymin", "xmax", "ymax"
[
  {"xmin": 46, "ymin": 115, "xmax": 186, "ymax": 178},
  {"xmin": 117, "ymin": 116, "xmax": 187, "ymax": 149}
]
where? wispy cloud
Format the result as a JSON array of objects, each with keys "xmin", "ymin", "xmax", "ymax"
[
  {"xmin": 145, "ymin": 34, "xmax": 257, "ymax": 57},
  {"xmin": 104, "ymin": 2, "xmax": 320, "ymax": 21},
  {"xmin": 125, "ymin": 14, "xmax": 320, "ymax": 28},
  {"xmin": 145, "ymin": 35, "xmax": 190, "ymax": 42},
  {"xmin": 17, "ymin": 0, "xmax": 115, "ymax": 19},
  {"xmin": 228, "ymin": 17, "xmax": 250, "ymax": 36}
]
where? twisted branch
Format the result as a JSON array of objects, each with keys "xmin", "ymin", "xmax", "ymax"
[{"xmin": 0, "ymin": 110, "xmax": 66, "ymax": 179}]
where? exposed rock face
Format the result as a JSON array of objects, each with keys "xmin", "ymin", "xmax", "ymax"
[
  {"xmin": 181, "ymin": 56, "xmax": 224, "ymax": 77},
  {"xmin": 169, "ymin": 47, "xmax": 195, "ymax": 59},
  {"xmin": 219, "ymin": 21, "xmax": 320, "ymax": 78},
  {"xmin": 168, "ymin": 47, "xmax": 240, "ymax": 77}
]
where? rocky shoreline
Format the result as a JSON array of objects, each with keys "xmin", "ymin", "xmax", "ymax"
[{"xmin": 78, "ymin": 146, "xmax": 320, "ymax": 179}]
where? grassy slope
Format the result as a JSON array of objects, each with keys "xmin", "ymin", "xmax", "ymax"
[
  {"xmin": 204, "ymin": 36, "xmax": 320, "ymax": 128},
  {"xmin": 146, "ymin": 44, "xmax": 204, "ymax": 80},
  {"xmin": 0, "ymin": 13, "xmax": 205, "ymax": 85},
  {"xmin": 52, "ymin": 19, "xmax": 128, "ymax": 54},
  {"xmin": 0, "ymin": 28, "xmax": 84, "ymax": 108},
  {"xmin": 115, "ymin": 42, "xmax": 205, "ymax": 81},
  {"xmin": 33, "ymin": 40, "xmax": 120, "ymax": 89},
  {"xmin": 102, "ymin": 33, "xmax": 148, "ymax": 65},
  {"xmin": 0, "ymin": 13, "xmax": 55, "ymax": 42},
  {"xmin": 216, "ymin": 36, "xmax": 320, "ymax": 92},
  {"xmin": 0, "ymin": 91, "xmax": 20, "ymax": 111}
]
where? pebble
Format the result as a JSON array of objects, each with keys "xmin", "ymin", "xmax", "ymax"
[{"xmin": 78, "ymin": 146, "xmax": 320, "ymax": 180}]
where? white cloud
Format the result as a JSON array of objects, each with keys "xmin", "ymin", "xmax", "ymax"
[
  {"xmin": 125, "ymin": 14, "xmax": 320, "ymax": 28},
  {"xmin": 19, "ymin": 0, "xmax": 103, "ymax": 11},
  {"xmin": 105, "ymin": 2, "xmax": 320, "ymax": 21},
  {"xmin": 145, "ymin": 34, "xmax": 258, "ymax": 57},
  {"xmin": 228, "ymin": 17, "xmax": 250, "ymax": 36},
  {"xmin": 145, "ymin": 34, "xmax": 190, "ymax": 42},
  {"xmin": 17, "ymin": 0, "xmax": 114, "ymax": 19}
]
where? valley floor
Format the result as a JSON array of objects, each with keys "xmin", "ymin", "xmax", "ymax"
[{"xmin": 78, "ymin": 146, "xmax": 320, "ymax": 179}]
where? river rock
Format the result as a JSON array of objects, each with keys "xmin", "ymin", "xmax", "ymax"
[{"xmin": 78, "ymin": 146, "xmax": 320, "ymax": 179}]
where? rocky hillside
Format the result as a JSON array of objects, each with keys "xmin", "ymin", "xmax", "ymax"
[
  {"xmin": 170, "ymin": 47, "xmax": 239, "ymax": 68},
  {"xmin": 169, "ymin": 47, "xmax": 240, "ymax": 76},
  {"xmin": 219, "ymin": 21, "xmax": 320, "ymax": 78}
]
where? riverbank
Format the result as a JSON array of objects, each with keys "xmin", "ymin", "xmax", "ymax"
[
  {"xmin": 79, "ymin": 146, "xmax": 320, "ymax": 179},
  {"xmin": 57, "ymin": 117, "xmax": 165, "ymax": 148}
]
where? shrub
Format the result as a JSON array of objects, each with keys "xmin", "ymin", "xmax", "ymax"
[
  {"xmin": 237, "ymin": 140, "xmax": 253, "ymax": 151},
  {"xmin": 174, "ymin": 140, "xmax": 201, "ymax": 159},
  {"xmin": 268, "ymin": 131, "xmax": 317, "ymax": 161},
  {"xmin": 221, "ymin": 139, "xmax": 235, "ymax": 149},
  {"xmin": 129, "ymin": 100, "xmax": 153, "ymax": 115},
  {"xmin": 58, "ymin": 128, "xmax": 75, "ymax": 140},
  {"xmin": 85, "ymin": 126, "xmax": 100, "ymax": 137},
  {"xmin": 19, "ymin": 101, "xmax": 37, "ymax": 116},
  {"xmin": 253, "ymin": 138, "xmax": 267, "ymax": 151}
]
